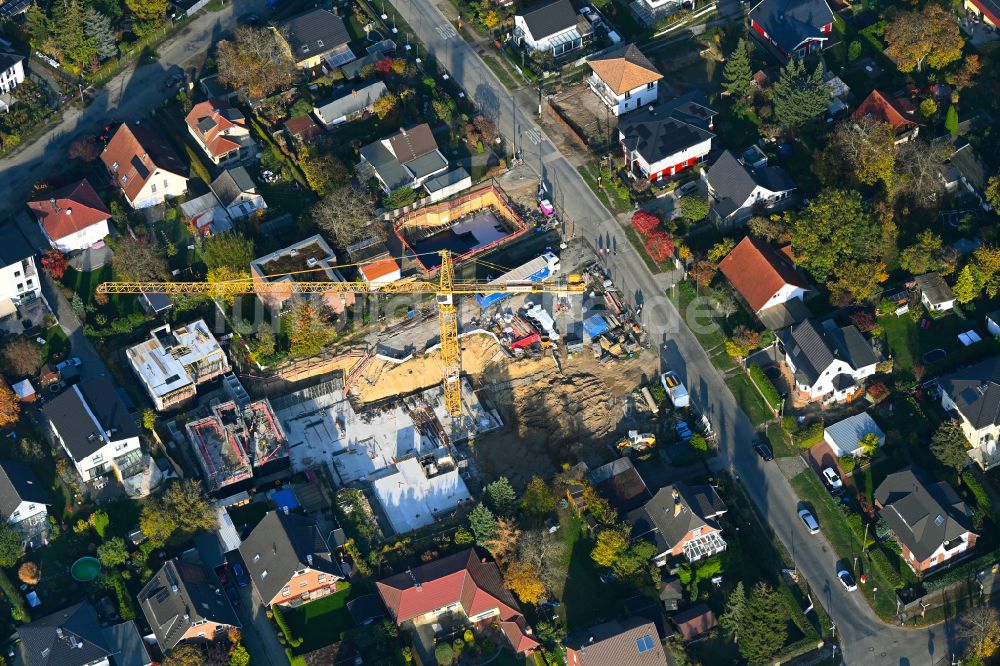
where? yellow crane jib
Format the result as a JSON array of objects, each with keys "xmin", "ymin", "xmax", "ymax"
[{"xmin": 95, "ymin": 250, "xmax": 585, "ymax": 417}]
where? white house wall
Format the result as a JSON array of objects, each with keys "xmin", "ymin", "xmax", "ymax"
[{"xmin": 45, "ymin": 219, "xmax": 110, "ymax": 253}]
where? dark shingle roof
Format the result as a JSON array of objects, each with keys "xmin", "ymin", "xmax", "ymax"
[
  {"xmin": 706, "ymin": 150, "xmax": 795, "ymax": 221},
  {"xmin": 875, "ymin": 467, "xmax": 973, "ymax": 562},
  {"xmin": 0, "ymin": 460, "xmax": 50, "ymax": 517},
  {"xmin": 619, "ymin": 94, "xmax": 716, "ymax": 165},
  {"xmin": 627, "ymin": 484, "xmax": 726, "ymax": 556},
  {"xmin": 101, "ymin": 621, "xmax": 152, "ymax": 666},
  {"xmin": 0, "ymin": 52, "xmax": 24, "ymax": 73},
  {"xmin": 211, "ymin": 167, "xmax": 256, "ymax": 208},
  {"xmin": 278, "ymin": 9, "xmax": 350, "ymax": 58},
  {"xmin": 40, "ymin": 379, "xmax": 139, "ymax": 461},
  {"xmin": 517, "ymin": 0, "xmax": 578, "ymax": 40},
  {"xmin": 238, "ymin": 511, "xmax": 340, "ymax": 603},
  {"xmin": 749, "ymin": 0, "xmax": 834, "ymax": 53},
  {"xmin": 0, "ymin": 224, "xmax": 36, "ymax": 266},
  {"xmin": 938, "ymin": 357, "xmax": 1000, "ymax": 429},
  {"xmin": 564, "ymin": 617, "xmax": 667, "ymax": 665},
  {"xmin": 915, "ymin": 273, "xmax": 955, "ymax": 306},
  {"xmin": 17, "ymin": 602, "xmax": 111, "ymax": 666},
  {"xmin": 139, "ymin": 559, "xmax": 239, "ymax": 651},
  {"xmin": 777, "ymin": 320, "xmax": 878, "ymax": 387}
]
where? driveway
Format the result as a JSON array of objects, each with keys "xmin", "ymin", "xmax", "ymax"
[
  {"xmin": 394, "ymin": 0, "xmax": 962, "ymax": 661},
  {"xmin": 232, "ymin": 584, "xmax": 287, "ymax": 666}
]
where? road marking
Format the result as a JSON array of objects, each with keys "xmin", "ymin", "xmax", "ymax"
[
  {"xmin": 524, "ymin": 128, "xmax": 541, "ymax": 144},
  {"xmin": 435, "ymin": 23, "xmax": 457, "ymax": 40}
]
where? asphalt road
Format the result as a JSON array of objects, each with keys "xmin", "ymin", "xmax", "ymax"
[
  {"xmin": 389, "ymin": 0, "xmax": 959, "ymax": 662},
  {"xmin": 0, "ymin": 0, "xmax": 265, "ymax": 217}
]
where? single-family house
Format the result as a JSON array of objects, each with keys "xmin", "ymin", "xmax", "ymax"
[
  {"xmin": 185, "ymin": 100, "xmax": 257, "ymax": 167},
  {"xmin": 749, "ymin": 0, "xmax": 834, "ymax": 58},
  {"xmin": 936, "ymin": 136, "xmax": 989, "ymax": 207},
  {"xmin": 965, "ymin": 0, "xmax": 1000, "ymax": 28},
  {"xmin": 776, "ymin": 319, "xmax": 880, "ymax": 402},
  {"xmin": 101, "ymin": 621, "xmax": 153, "ymax": 666},
  {"xmin": 627, "ymin": 483, "xmax": 727, "ymax": 565},
  {"xmin": 15, "ymin": 602, "xmax": 112, "ymax": 666},
  {"xmin": 704, "ymin": 149, "xmax": 796, "ymax": 226},
  {"xmin": 0, "ymin": 224, "xmax": 41, "ymax": 314},
  {"xmin": 283, "ymin": 115, "xmax": 323, "ymax": 144},
  {"xmin": 239, "ymin": 510, "xmax": 345, "ymax": 607},
  {"xmin": 0, "ymin": 459, "xmax": 50, "ymax": 547},
  {"xmin": 250, "ymin": 235, "xmax": 356, "ymax": 315},
  {"xmin": 565, "ymin": 617, "xmax": 667, "ymax": 665},
  {"xmin": 101, "ymin": 123, "xmax": 188, "ymax": 209},
  {"xmin": 514, "ymin": 0, "xmax": 592, "ymax": 56},
  {"xmin": 139, "ymin": 559, "xmax": 240, "ymax": 651},
  {"xmin": 179, "ymin": 192, "xmax": 232, "ymax": 238},
  {"xmin": 618, "ymin": 94, "xmax": 716, "ymax": 183},
  {"xmin": 875, "ymin": 467, "xmax": 977, "ymax": 573},
  {"xmin": 210, "ymin": 167, "xmax": 267, "ymax": 220},
  {"xmin": 0, "ymin": 51, "xmax": 24, "ymax": 95},
  {"xmin": 823, "ymin": 412, "xmax": 885, "ymax": 458},
  {"xmin": 938, "ymin": 357, "xmax": 1000, "ymax": 469},
  {"xmin": 852, "ymin": 90, "xmax": 922, "ymax": 142},
  {"xmin": 671, "ymin": 604, "xmax": 717, "ymax": 641},
  {"xmin": 28, "ymin": 179, "xmax": 111, "ymax": 252},
  {"xmin": 587, "ymin": 456, "xmax": 652, "ymax": 513},
  {"xmin": 377, "ymin": 549, "xmax": 540, "ymax": 655},
  {"xmin": 313, "ymin": 81, "xmax": 387, "ymax": 128},
  {"xmin": 719, "ymin": 236, "xmax": 809, "ymax": 318},
  {"xmin": 915, "ymin": 272, "xmax": 956, "ymax": 312},
  {"xmin": 276, "ymin": 8, "xmax": 355, "ymax": 69},
  {"xmin": 126, "ymin": 320, "xmax": 230, "ymax": 411},
  {"xmin": 587, "ymin": 44, "xmax": 662, "ymax": 117},
  {"xmin": 358, "ymin": 123, "xmax": 449, "ymax": 194},
  {"xmin": 40, "ymin": 378, "xmax": 142, "ymax": 483}
]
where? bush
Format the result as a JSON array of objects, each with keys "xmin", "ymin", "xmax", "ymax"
[
  {"xmin": 868, "ymin": 547, "xmax": 905, "ymax": 589},
  {"xmin": 793, "ymin": 422, "xmax": 824, "ymax": 448},
  {"xmin": 781, "ymin": 416, "xmax": 797, "ymax": 434},
  {"xmin": 434, "ymin": 642, "xmax": 454, "ymax": 665},
  {"xmin": 748, "ymin": 364, "xmax": 781, "ymax": 411},
  {"xmin": 0, "ymin": 569, "xmax": 28, "ymax": 622},
  {"xmin": 111, "ymin": 573, "xmax": 135, "ymax": 620},
  {"xmin": 961, "ymin": 471, "xmax": 994, "ymax": 527},
  {"xmin": 631, "ymin": 210, "xmax": 660, "ymax": 236},
  {"xmin": 644, "ymin": 231, "xmax": 675, "ymax": 262},
  {"xmin": 839, "ymin": 454, "xmax": 858, "ymax": 473}
]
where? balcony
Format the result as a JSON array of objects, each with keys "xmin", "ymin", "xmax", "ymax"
[{"xmin": 588, "ymin": 75, "xmax": 618, "ymax": 110}]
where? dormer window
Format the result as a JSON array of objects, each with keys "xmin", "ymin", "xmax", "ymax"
[
  {"xmin": 261, "ymin": 570, "xmax": 268, "ymax": 578},
  {"xmin": 112, "ymin": 161, "xmax": 119, "ymax": 170},
  {"xmin": 317, "ymin": 40, "xmax": 324, "ymax": 48},
  {"xmin": 121, "ymin": 175, "xmax": 128, "ymax": 183},
  {"xmin": 301, "ymin": 45, "xmax": 309, "ymax": 53}
]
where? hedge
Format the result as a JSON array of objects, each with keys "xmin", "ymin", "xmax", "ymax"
[
  {"xmin": 960, "ymin": 471, "xmax": 995, "ymax": 524},
  {"xmin": 0, "ymin": 569, "xmax": 28, "ymax": 622},
  {"xmin": 868, "ymin": 546, "xmax": 905, "ymax": 589},
  {"xmin": 793, "ymin": 422, "xmax": 824, "ymax": 448},
  {"xmin": 748, "ymin": 364, "xmax": 781, "ymax": 412},
  {"xmin": 923, "ymin": 548, "xmax": 1000, "ymax": 592},
  {"xmin": 271, "ymin": 604, "xmax": 303, "ymax": 647}
]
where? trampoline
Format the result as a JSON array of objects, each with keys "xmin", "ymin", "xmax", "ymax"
[
  {"xmin": 71, "ymin": 557, "xmax": 101, "ymax": 582},
  {"xmin": 922, "ymin": 348, "xmax": 947, "ymax": 364}
]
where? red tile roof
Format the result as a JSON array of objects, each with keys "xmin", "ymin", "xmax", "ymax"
[
  {"xmin": 359, "ymin": 257, "xmax": 400, "ymax": 282},
  {"xmin": 719, "ymin": 236, "xmax": 809, "ymax": 312},
  {"xmin": 852, "ymin": 90, "xmax": 923, "ymax": 133},
  {"xmin": 284, "ymin": 115, "xmax": 322, "ymax": 141},
  {"xmin": 100, "ymin": 123, "xmax": 187, "ymax": 204},
  {"xmin": 185, "ymin": 99, "xmax": 245, "ymax": 158},
  {"xmin": 377, "ymin": 549, "xmax": 521, "ymax": 625},
  {"xmin": 28, "ymin": 179, "xmax": 110, "ymax": 242},
  {"xmin": 500, "ymin": 617, "xmax": 539, "ymax": 655}
]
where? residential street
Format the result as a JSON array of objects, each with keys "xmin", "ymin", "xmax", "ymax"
[
  {"xmin": 0, "ymin": 0, "xmax": 265, "ymax": 218},
  {"xmin": 389, "ymin": 0, "xmax": 960, "ymax": 662}
]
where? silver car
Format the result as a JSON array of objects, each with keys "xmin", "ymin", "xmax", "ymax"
[{"xmin": 798, "ymin": 509, "xmax": 820, "ymax": 534}]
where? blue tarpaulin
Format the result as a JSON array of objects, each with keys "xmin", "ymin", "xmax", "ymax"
[
  {"xmin": 272, "ymin": 489, "xmax": 300, "ymax": 512},
  {"xmin": 583, "ymin": 314, "xmax": 609, "ymax": 338}
]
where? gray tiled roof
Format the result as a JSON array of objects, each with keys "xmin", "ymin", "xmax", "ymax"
[
  {"xmin": 139, "ymin": 559, "xmax": 239, "ymax": 651},
  {"xmin": 101, "ymin": 621, "xmax": 152, "ymax": 666},
  {"xmin": 875, "ymin": 467, "xmax": 973, "ymax": 562},
  {"xmin": 211, "ymin": 167, "xmax": 257, "ymax": 208},
  {"xmin": 938, "ymin": 357, "xmax": 1000, "ymax": 429},
  {"xmin": 0, "ymin": 460, "xmax": 50, "ymax": 517},
  {"xmin": 627, "ymin": 484, "xmax": 726, "ymax": 556},
  {"xmin": 749, "ymin": 0, "xmax": 834, "ymax": 53},
  {"xmin": 0, "ymin": 223, "xmax": 35, "ymax": 267},
  {"xmin": 564, "ymin": 616, "xmax": 667, "ymax": 665},
  {"xmin": 915, "ymin": 273, "xmax": 955, "ymax": 306},
  {"xmin": 278, "ymin": 9, "xmax": 350, "ymax": 58},
  {"xmin": 517, "ymin": 0, "xmax": 578, "ymax": 39},
  {"xmin": 40, "ymin": 379, "xmax": 139, "ymax": 461},
  {"xmin": 777, "ymin": 320, "xmax": 878, "ymax": 387},
  {"xmin": 17, "ymin": 602, "xmax": 111, "ymax": 666},
  {"xmin": 618, "ymin": 93, "xmax": 716, "ymax": 166},
  {"xmin": 706, "ymin": 150, "xmax": 795, "ymax": 220}
]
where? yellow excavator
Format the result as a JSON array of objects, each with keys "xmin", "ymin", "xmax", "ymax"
[{"xmin": 617, "ymin": 430, "xmax": 656, "ymax": 453}]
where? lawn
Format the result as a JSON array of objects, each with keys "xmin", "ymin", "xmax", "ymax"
[
  {"xmin": 879, "ymin": 312, "xmax": 1000, "ymax": 374},
  {"xmin": 62, "ymin": 265, "xmax": 112, "ymax": 307},
  {"xmin": 42, "ymin": 325, "xmax": 69, "ymax": 361},
  {"xmin": 725, "ymin": 374, "xmax": 771, "ymax": 426},
  {"xmin": 284, "ymin": 583, "xmax": 357, "ymax": 654}
]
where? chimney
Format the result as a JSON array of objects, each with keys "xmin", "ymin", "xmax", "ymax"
[
  {"xmin": 306, "ymin": 554, "xmax": 313, "ymax": 566},
  {"xmin": 65, "ymin": 208, "xmax": 72, "ymax": 216},
  {"xmin": 50, "ymin": 198, "xmax": 57, "ymax": 210},
  {"xmin": 588, "ymin": 636, "xmax": 594, "ymax": 643},
  {"xmin": 672, "ymin": 488, "xmax": 682, "ymax": 517}
]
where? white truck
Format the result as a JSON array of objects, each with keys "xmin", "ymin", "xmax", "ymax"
[{"xmin": 660, "ymin": 370, "xmax": 690, "ymax": 409}]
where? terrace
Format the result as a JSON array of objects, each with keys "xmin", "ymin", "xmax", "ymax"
[{"xmin": 250, "ymin": 235, "xmax": 355, "ymax": 313}]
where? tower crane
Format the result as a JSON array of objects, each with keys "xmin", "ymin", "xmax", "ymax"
[{"xmin": 97, "ymin": 250, "xmax": 585, "ymax": 417}]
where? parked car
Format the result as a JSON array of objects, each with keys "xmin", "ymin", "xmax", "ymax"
[
  {"xmin": 232, "ymin": 563, "xmax": 250, "ymax": 587},
  {"xmin": 226, "ymin": 586, "xmax": 239, "ymax": 605},
  {"xmin": 798, "ymin": 509, "xmax": 820, "ymax": 534},
  {"xmin": 822, "ymin": 468, "xmax": 842, "ymax": 490},
  {"xmin": 753, "ymin": 440, "xmax": 773, "ymax": 461},
  {"xmin": 678, "ymin": 181, "xmax": 698, "ymax": 196},
  {"xmin": 55, "ymin": 358, "xmax": 81, "ymax": 371},
  {"xmin": 675, "ymin": 421, "xmax": 693, "ymax": 441},
  {"xmin": 837, "ymin": 569, "xmax": 857, "ymax": 591}
]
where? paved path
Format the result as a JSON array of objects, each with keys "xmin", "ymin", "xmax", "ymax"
[
  {"xmin": 0, "ymin": 0, "xmax": 265, "ymax": 217},
  {"xmin": 391, "ymin": 0, "xmax": 963, "ymax": 662}
]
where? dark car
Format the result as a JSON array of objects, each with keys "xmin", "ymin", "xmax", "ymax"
[
  {"xmin": 226, "ymin": 586, "xmax": 240, "ymax": 605},
  {"xmin": 753, "ymin": 439, "xmax": 773, "ymax": 461},
  {"xmin": 232, "ymin": 563, "xmax": 250, "ymax": 587}
]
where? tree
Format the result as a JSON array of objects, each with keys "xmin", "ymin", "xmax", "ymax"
[
  {"xmin": 287, "ymin": 299, "xmax": 333, "ymax": 358},
  {"xmin": 0, "ymin": 523, "xmax": 24, "ymax": 567},
  {"xmin": 68, "ymin": 135, "xmax": 101, "ymax": 162},
  {"xmin": 859, "ymin": 432, "xmax": 880, "ymax": 459},
  {"xmin": 829, "ymin": 119, "xmax": 897, "ymax": 188},
  {"xmin": 217, "ymin": 26, "xmax": 295, "ymax": 100},
  {"xmin": 484, "ymin": 477, "xmax": 517, "ymax": 517},
  {"xmin": 162, "ymin": 644, "xmax": 207, "ymax": 666},
  {"xmin": 504, "ymin": 559, "xmax": 545, "ymax": 604},
  {"xmin": 17, "ymin": 437, "xmax": 45, "ymax": 462},
  {"xmin": 384, "ymin": 186, "xmax": 418, "ymax": 210},
  {"xmin": 40, "ymin": 249, "xmax": 68, "ymax": 279},
  {"xmin": 791, "ymin": 189, "xmax": 881, "ymax": 282},
  {"xmin": 142, "ymin": 408, "xmax": 156, "ymax": 431},
  {"xmin": 229, "ymin": 644, "xmax": 251, "ymax": 666},
  {"xmin": 97, "ymin": 537, "xmax": 129, "ymax": 567},
  {"xmin": 644, "ymin": 231, "xmax": 674, "ymax": 262},
  {"xmin": 689, "ymin": 260, "xmax": 716, "ymax": 287},
  {"xmin": 847, "ymin": 40, "xmax": 862, "ymax": 61},
  {"xmin": 772, "ymin": 58, "xmax": 830, "ymax": 128},
  {"xmin": 884, "ymin": 5, "xmax": 963, "ymax": 73},
  {"xmin": 84, "ymin": 8, "xmax": 117, "ymax": 60},
  {"xmin": 298, "ymin": 148, "xmax": 348, "ymax": 197},
  {"xmin": 164, "ymin": 480, "xmax": 216, "ymax": 530},
  {"xmin": 246, "ymin": 326, "xmax": 276, "ymax": 365},
  {"xmin": 1, "ymin": 338, "xmax": 42, "ymax": 377},
  {"xmin": 469, "ymin": 503, "xmax": 498, "ymax": 546},
  {"xmin": 931, "ymin": 420, "xmax": 970, "ymax": 472},
  {"xmin": 678, "ymin": 195, "xmax": 710, "ymax": 221},
  {"xmin": 949, "ymin": 55, "xmax": 982, "ymax": 96},
  {"xmin": 945, "ymin": 105, "xmax": 959, "ymax": 135},
  {"xmin": 919, "ymin": 98, "xmax": 938, "ymax": 121},
  {"xmin": 722, "ymin": 39, "xmax": 752, "ymax": 100},
  {"xmin": 748, "ymin": 215, "xmax": 790, "ymax": 243},
  {"xmin": 17, "ymin": 562, "xmax": 40, "ymax": 585},
  {"xmin": 25, "ymin": 6, "xmax": 50, "ymax": 47},
  {"xmin": 482, "ymin": 518, "xmax": 520, "ymax": 564},
  {"xmin": 900, "ymin": 230, "xmax": 944, "ymax": 275},
  {"xmin": 961, "ymin": 605, "xmax": 1000, "ymax": 661},
  {"xmin": 434, "ymin": 642, "xmax": 454, "ymax": 665},
  {"xmin": 482, "ymin": 9, "xmax": 500, "ymax": 29},
  {"xmin": 719, "ymin": 581, "xmax": 747, "ymax": 637},
  {"xmin": 826, "ymin": 260, "xmax": 888, "ymax": 305},
  {"xmin": 312, "ymin": 186, "xmax": 378, "ymax": 247},
  {"xmin": 612, "ymin": 539, "xmax": 655, "ymax": 579},
  {"xmin": 725, "ymin": 325, "xmax": 761, "ymax": 358},
  {"xmin": 0, "ymin": 385, "xmax": 20, "ymax": 428},
  {"xmin": 591, "ymin": 528, "xmax": 628, "ymax": 568},
  {"xmin": 111, "ymin": 234, "xmax": 169, "ymax": 282},
  {"xmin": 473, "ymin": 116, "xmax": 499, "ymax": 145},
  {"xmin": 140, "ymin": 498, "xmax": 177, "ymax": 547},
  {"xmin": 89, "ymin": 509, "xmax": 110, "ymax": 537},
  {"xmin": 707, "ymin": 238, "xmax": 736, "ymax": 264},
  {"xmin": 954, "ymin": 264, "xmax": 983, "ymax": 304},
  {"xmin": 204, "ymin": 231, "xmax": 253, "ymax": 274},
  {"xmin": 520, "ymin": 476, "xmax": 556, "ymax": 518},
  {"xmin": 738, "ymin": 583, "xmax": 788, "ymax": 663},
  {"xmin": 987, "ymin": 173, "xmax": 1000, "ymax": 212},
  {"xmin": 372, "ymin": 91, "xmax": 399, "ymax": 120},
  {"xmin": 53, "ymin": 0, "xmax": 97, "ymax": 67},
  {"xmin": 631, "ymin": 210, "xmax": 660, "ymax": 236}
]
